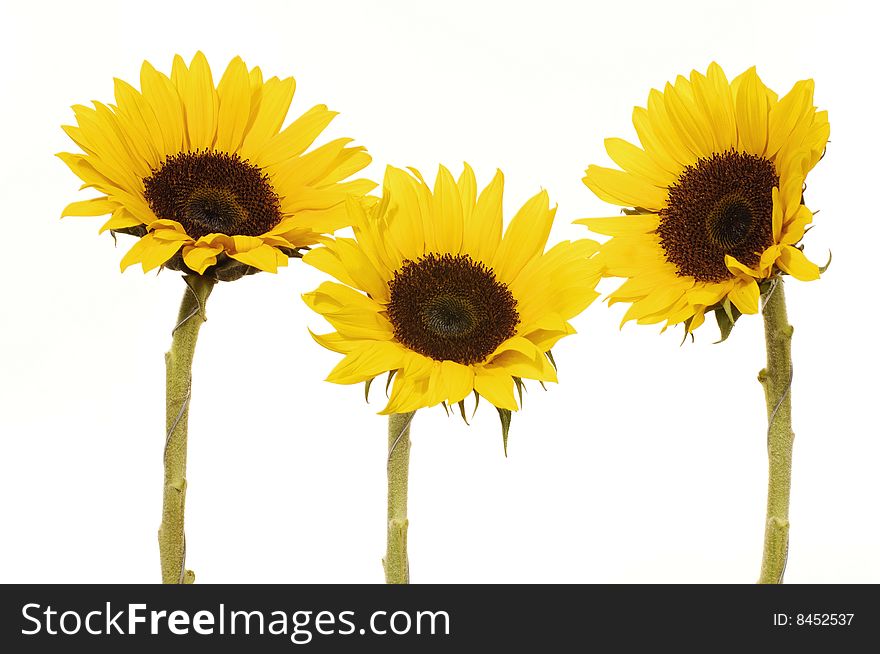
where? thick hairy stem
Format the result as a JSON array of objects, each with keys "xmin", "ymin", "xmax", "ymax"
[
  {"xmin": 384, "ymin": 412, "xmax": 415, "ymax": 584},
  {"xmin": 757, "ymin": 280, "xmax": 794, "ymax": 584},
  {"xmin": 158, "ymin": 275, "xmax": 215, "ymax": 584}
]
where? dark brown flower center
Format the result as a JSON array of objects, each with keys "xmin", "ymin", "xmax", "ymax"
[
  {"xmin": 387, "ymin": 253, "xmax": 520, "ymax": 365},
  {"xmin": 657, "ymin": 150, "xmax": 779, "ymax": 282},
  {"xmin": 143, "ymin": 150, "xmax": 282, "ymax": 239}
]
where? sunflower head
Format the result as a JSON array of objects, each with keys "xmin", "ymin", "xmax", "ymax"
[
  {"xmin": 303, "ymin": 164, "xmax": 601, "ymax": 449},
  {"xmin": 59, "ymin": 52, "xmax": 375, "ymax": 281},
  {"xmin": 579, "ymin": 63, "xmax": 829, "ymax": 338}
]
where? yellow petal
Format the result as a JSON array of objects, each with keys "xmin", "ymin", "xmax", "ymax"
[
  {"xmin": 312, "ymin": 146, "xmax": 372, "ymax": 185},
  {"xmin": 324, "ymin": 237, "xmax": 391, "ymax": 302},
  {"xmin": 703, "ymin": 63, "xmax": 738, "ymax": 151},
  {"xmin": 687, "ymin": 307, "xmax": 707, "ymax": 332},
  {"xmin": 61, "ymin": 197, "xmax": 116, "ymax": 218},
  {"xmin": 574, "ymin": 214, "xmax": 659, "ymax": 236},
  {"xmin": 725, "ymin": 254, "xmax": 762, "ymax": 279},
  {"xmin": 109, "ymin": 82, "xmax": 161, "ymax": 168},
  {"xmin": 777, "ymin": 245, "xmax": 820, "ymax": 281},
  {"xmin": 382, "ymin": 166, "xmax": 427, "ymax": 259},
  {"xmin": 171, "ymin": 54, "xmax": 188, "ymax": 92},
  {"xmin": 309, "ymin": 330, "xmax": 358, "ymax": 355},
  {"xmin": 771, "ymin": 187, "xmax": 782, "ymax": 242},
  {"xmin": 258, "ymin": 104, "xmax": 337, "ymax": 166},
  {"xmin": 182, "ymin": 244, "xmax": 223, "ymax": 274},
  {"xmin": 526, "ymin": 327, "xmax": 575, "ymax": 353},
  {"xmin": 767, "ymin": 79, "xmax": 815, "ymax": 159},
  {"xmin": 150, "ymin": 226, "xmax": 193, "ymax": 242},
  {"xmin": 347, "ymin": 195, "xmax": 399, "ymax": 272},
  {"xmin": 326, "ymin": 341, "xmax": 408, "ymax": 385},
  {"xmin": 686, "ymin": 281, "xmax": 731, "ymax": 307},
  {"xmin": 583, "ymin": 165, "xmax": 668, "ymax": 210},
  {"xmin": 215, "ymin": 56, "xmax": 252, "ymax": 152},
  {"xmin": 466, "ymin": 168, "xmax": 504, "ymax": 264},
  {"xmin": 473, "ymin": 368, "xmax": 518, "ymax": 411},
  {"xmin": 487, "ymin": 348, "xmax": 557, "ymax": 384},
  {"xmin": 66, "ymin": 105, "xmax": 145, "ymax": 191},
  {"xmin": 457, "ymin": 163, "xmax": 477, "ymax": 222},
  {"xmin": 604, "ymin": 138, "xmax": 671, "ymax": 187},
  {"xmin": 620, "ymin": 283, "xmax": 689, "ymax": 324},
  {"xmin": 138, "ymin": 60, "xmax": 185, "ymax": 155},
  {"xmin": 663, "ymin": 78, "xmax": 714, "ymax": 158},
  {"xmin": 803, "ymin": 111, "xmax": 830, "ymax": 168},
  {"xmin": 99, "ymin": 209, "xmax": 143, "ymax": 233},
  {"xmin": 302, "ymin": 245, "xmax": 358, "ymax": 288},
  {"xmin": 239, "ymin": 76, "xmax": 296, "ymax": 158},
  {"xmin": 381, "ymin": 357, "xmax": 434, "ymax": 414},
  {"xmin": 780, "ymin": 205, "xmax": 812, "ymax": 245},
  {"xmin": 728, "ymin": 278, "xmax": 760, "ymax": 314},
  {"xmin": 302, "ymin": 282, "xmax": 393, "ymax": 341},
  {"xmin": 690, "ymin": 65, "xmax": 735, "ymax": 152},
  {"xmin": 57, "ymin": 151, "xmax": 114, "ymax": 191},
  {"xmin": 141, "ymin": 238, "xmax": 185, "ymax": 273},
  {"xmin": 645, "ymin": 88, "xmax": 697, "ymax": 168},
  {"xmin": 488, "ymin": 335, "xmax": 539, "ymax": 360},
  {"xmin": 181, "ymin": 51, "xmax": 219, "ymax": 150},
  {"xmin": 631, "ymin": 106, "xmax": 684, "ymax": 176},
  {"xmin": 432, "ymin": 165, "xmax": 463, "ymax": 254},
  {"xmin": 120, "ymin": 234, "xmax": 156, "ymax": 272},
  {"xmin": 733, "ymin": 66, "xmax": 770, "ymax": 156},
  {"xmin": 228, "ymin": 243, "xmax": 285, "ymax": 273},
  {"xmin": 492, "ymin": 189, "xmax": 554, "ymax": 283},
  {"xmin": 512, "ymin": 239, "xmax": 601, "ymax": 325},
  {"xmin": 427, "ymin": 360, "xmax": 475, "ymax": 406}
]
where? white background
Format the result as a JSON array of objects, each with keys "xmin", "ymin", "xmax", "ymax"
[{"xmin": 1, "ymin": 0, "xmax": 877, "ymax": 583}]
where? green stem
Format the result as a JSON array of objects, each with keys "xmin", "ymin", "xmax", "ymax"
[
  {"xmin": 384, "ymin": 411, "xmax": 414, "ymax": 584},
  {"xmin": 757, "ymin": 280, "xmax": 794, "ymax": 584},
  {"xmin": 158, "ymin": 275, "xmax": 215, "ymax": 584}
]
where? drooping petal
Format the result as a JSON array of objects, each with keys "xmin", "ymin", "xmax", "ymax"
[
  {"xmin": 777, "ymin": 246, "xmax": 820, "ymax": 281},
  {"xmin": 326, "ymin": 341, "xmax": 409, "ymax": 385},
  {"xmin": 182, "ymin": 244, "xmax": 224, "ymax": 274},
  {"xmin": 473, "ymin": 368, "xmax": 518, "ymax": 411},
  {"xmin": 728, "ymin": 278, "xmax": 760, "ymax": 314}
]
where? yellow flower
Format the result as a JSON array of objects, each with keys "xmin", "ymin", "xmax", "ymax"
[
  {"xmin": 303, "ymin": 165, "xmax": 601, "ymax": 415},
  {"xmin": 59, "ymin": 52, "xmax": 374, "ymax": 280},
  {"xmin": 580, "ymin": 63, "xmax": 829, "ymax": 333}
]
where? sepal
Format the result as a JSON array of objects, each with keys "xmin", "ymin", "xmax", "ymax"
[{"xmin": 497, "ymin": 408, "xmax": 512, "ymax": 458}]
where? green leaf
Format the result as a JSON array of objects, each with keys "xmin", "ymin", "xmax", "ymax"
[
  {"xmin": 364, "ymin": 377, "xmax": 374, "ymax": 404},
  {"xmin": 819, "ymin": 250, "xmax": 832, "ymax": 274},
  {"xmin": 721, "ymin": 297, "xmax": 735, "ymax": 323},
  {"xmin": 713, "ymin": 301, "xmax": 742, "ymax": 344},
  {"xmin": 497, "ymin": 408, "xmax": 512, "ymax": 457},
  {"xmin": 513, "ymin": 377, "xmax": 525, "ymax": 408}
]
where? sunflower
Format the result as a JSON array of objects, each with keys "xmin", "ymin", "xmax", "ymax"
[
  {"xmin": 579, "ymin": 63, "xmax": 829, "ymax": 334},
  {"xmin": 59, "ymin": 52, "xmax": 374, "ymax": 280},
  {"xmin": 303, "ymin": 164, "xmax": 601, "ymax": 416}
]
